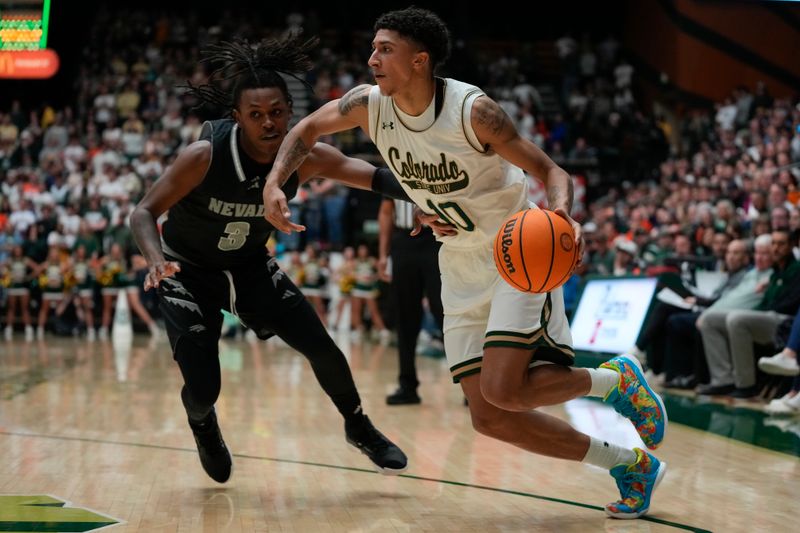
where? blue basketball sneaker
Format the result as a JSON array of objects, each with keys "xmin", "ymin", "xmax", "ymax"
[
  {"xmin": 606, "ymin": 448, "xmax": 666, "ymax": 519},
  {"xmin": 600, "ymin": 355, "xmax": 668, "ymax": 449}
]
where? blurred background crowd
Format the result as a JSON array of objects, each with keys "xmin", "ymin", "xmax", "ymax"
[{"xmin": 2, "ymin": 2, "xmax": 799, "ymax": 408}]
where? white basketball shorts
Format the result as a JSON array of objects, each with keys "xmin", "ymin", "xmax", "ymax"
[{"xmin": 439, "ymin": 243, "xmax": 574, "ymax": 383}]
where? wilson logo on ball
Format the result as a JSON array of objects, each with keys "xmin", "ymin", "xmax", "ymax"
[
  {"xmin": 493, "ymin": 209, "xmax": 578, "ymax": 294},
  {"xmin": 500, "ymin": 218, "xmax": 517, "ymax": 274}
]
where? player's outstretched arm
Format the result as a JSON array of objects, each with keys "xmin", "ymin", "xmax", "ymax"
[
  {"xmin": 300, "ymin": 142, "xmax": 411, "ymax": 202},
  {"xmin": 130, "ymin": 140, "xmax": 210, "ymax": 289},
  {"xmin": 471, "ymin": 95, "xmax": 583, "ymax": 258},
  {"xmin": 263, "ymin": 84, "xmax": 373, "ymax": 233}
]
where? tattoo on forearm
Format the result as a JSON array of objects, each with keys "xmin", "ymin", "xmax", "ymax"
[
  {"xmin": 286, "ymin": 137, "xmax": 310, "ymax": 166},
  {"xmin": 338, "ymin": 85, "xmax": 370, "ymax": 115},
  {"xmin": 547, "ymin": 178, "xmax": 574, "ymax": 213},
  {"xmin": 548, "ymin": 185, "xmax": 561, "ymax": 210},
  {"xmin": 475, "ymin": 101, "xmax": 506, "ymax": 137},
  {"xmin": 270, "ymin": 138, "xmax": 311, "ymax": 187}
]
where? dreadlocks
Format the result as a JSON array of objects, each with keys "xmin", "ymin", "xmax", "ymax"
[{"xmin": 184, "ymin": 33, "xmax": 318, "ymax": 114}]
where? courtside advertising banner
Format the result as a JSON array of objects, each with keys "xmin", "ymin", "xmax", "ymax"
[{"xmin": 570, "ymin": 277, "xmax": 657, "ymax": 354}]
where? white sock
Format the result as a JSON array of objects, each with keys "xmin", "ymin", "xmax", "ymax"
[
  {"xmin": 582, "ymin": 436, "xmax": 638, "ymax": 470},
  {"xmin": 586, "ymin": 368, "xmax": 620, "ymax": 398}
]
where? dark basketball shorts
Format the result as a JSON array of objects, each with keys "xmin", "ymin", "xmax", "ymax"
[{"xmin": 158, "ymin": 253, "xmax": 304, "ymax": 354}]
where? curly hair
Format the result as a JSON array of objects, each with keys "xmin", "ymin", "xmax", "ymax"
[
  {"xmin": 183, "ymin": 33, "xmax": 317, "ymax": 115},
  {"xmin": 374, "ymin": 7, "xmax": 451, "ymax": 72}
]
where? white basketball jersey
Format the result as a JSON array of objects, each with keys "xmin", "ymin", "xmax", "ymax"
[{"xmin": 368, "ymin": 78, "xmax": 529, "ymax": 248}]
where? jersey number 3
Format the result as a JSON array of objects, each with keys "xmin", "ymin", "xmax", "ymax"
[
  {"xmin": 218, "ymin": 222, "xmax": 250, "ymax": 251},
  {"xmin": 426, "ymin": 199, "xmax": 475, "ymax": 231}
]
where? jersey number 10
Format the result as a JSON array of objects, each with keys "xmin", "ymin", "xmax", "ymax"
[{"xmin": 426, "ymin": 199, "xmax": 475, "ymax": 231}]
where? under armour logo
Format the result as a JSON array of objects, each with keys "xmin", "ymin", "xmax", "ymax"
[
  {"xmin": 247, "ymin": 176, "xmax": 261, "ymax": 190},
  {"xmin": 382, "ymin": 121, "xmax": 394, "ymax": 130}
]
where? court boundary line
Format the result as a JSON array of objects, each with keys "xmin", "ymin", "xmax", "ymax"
[{"xmin": 0, "ymin": 430, "xmax": 711, "ymax": 532}]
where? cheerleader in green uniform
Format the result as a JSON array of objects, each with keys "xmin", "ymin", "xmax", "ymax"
[
  {"xmin": 96, "ymin": 243, "xmax": 159, "ymax": 340},
  {"xmin": 35, "ymin": 246, "xmax": 69, "ymax": 339},
  {"xmin": 300, "ymin": 245, "xmax": 330, "ymax": 327},
  {"xmin": 2, "ymin": 245, "xmax": 37, "ymax": 341},
  {"xmin": 69, "ymin": 244, "xmax": 98, "ymax": 341},
  {"xmin": 285, "ymin": 250, "xmax": 304, "ymax": 286},
  {"xmin": 351, "ymin": 244, "xmax": 389, "ymax": 342},
  {"xmin": 331, "ymin": 246, "xmax": 356, "ymax": 332}
]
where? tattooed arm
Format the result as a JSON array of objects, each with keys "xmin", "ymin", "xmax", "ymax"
[
  {"xmin": 263, "ymin": 84, "xmax": 373, "ymax": 233},
  {"xmin": 471, "ymin": 96, "xmax": 573, "ymax": 212},
  {"xmin": 267, "ymin": 84, "xmax": 372, "ymax": 188},
  {"xmin": 471, "ymin": 95, "xmax": 582, "ymax": 257}
]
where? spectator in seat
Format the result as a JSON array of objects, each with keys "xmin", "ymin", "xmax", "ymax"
[
  {"xmin": 697, "ymin": 228, "xmax": 800, "ymax": 398},
  {"xmin": 663, "ymin": 236, "xmax": 772, "ymax": 388}
]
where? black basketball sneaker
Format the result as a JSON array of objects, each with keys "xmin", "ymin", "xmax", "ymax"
[
  {"xmin": 189, "ymin": 408, "xmax": 233, "ymax": 483},
  {"xmin": 386, "ymin": 387, "xmax": 422, "ymax": 405},
  {"xmin": 345, "ymin": 415, "xmax": 408, "ymax": 474}
]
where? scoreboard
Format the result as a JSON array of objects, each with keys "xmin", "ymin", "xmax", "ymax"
[
  {"xmin": 0, "ymin": 0, "xmax": 50, "ymax": 50},
  {"xmin": 0, "ymin": 0, "xmax": 58, "ymax": 78}
]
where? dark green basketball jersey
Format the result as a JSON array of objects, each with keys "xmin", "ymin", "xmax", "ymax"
[{"xmin": 162, "ymin": 119, "xmax": 299, "ymax": 269}]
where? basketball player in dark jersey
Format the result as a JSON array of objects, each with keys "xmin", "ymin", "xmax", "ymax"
[{"xmin": 131, "ymin": 35, "xmax": 411, "ymax": 483}]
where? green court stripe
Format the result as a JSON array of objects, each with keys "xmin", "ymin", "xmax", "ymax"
[
  {"xmin": 0, "ymin": 521, "xmax": 116, "ymax": 532},
  {"xmin": 0, "ymin": 430, "xmax": 709, "ymax": 532},
  {"xmin": 392, "ymin": 474, "xmax": 712, "ymax": 533}
]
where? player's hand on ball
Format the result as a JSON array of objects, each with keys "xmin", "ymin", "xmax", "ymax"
[
  {"xmin": 263, "ymin": 184, "xmax": 306, "ymax": 234},
  {"xmin": 144, "ymin": 260, "xmax": 181, "ymax": 291},
  {"xmin": 552, "ymin": 208, "xmax": 584, "ymax": 267},
  {"xmin": 411, "ymin": 207, "xmax": 457, "ymax": 237}
]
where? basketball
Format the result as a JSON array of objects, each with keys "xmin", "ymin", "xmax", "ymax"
[{"xmin": 493, "ymin": 209, "xmax": 579, "ymax": 293}]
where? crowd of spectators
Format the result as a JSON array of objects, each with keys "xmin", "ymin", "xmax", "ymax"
[
  {"xmin": 1, "ymin": 7, "xmax": 800, "ymax": 413},
  {"xmin": 578, "ymin": 80, "xmax": 800, "ymax": 408}
]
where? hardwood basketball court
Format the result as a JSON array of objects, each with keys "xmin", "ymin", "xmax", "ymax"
[{"xmin": 1, "ymin": 334, "xmax": 797, "ymax": 532}]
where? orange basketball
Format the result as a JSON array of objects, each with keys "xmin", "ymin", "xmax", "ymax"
[{"xmin": 493, "ymin": 208, "xmax": 579, "ymax": 293}]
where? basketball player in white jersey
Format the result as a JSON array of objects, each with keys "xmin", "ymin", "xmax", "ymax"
[{"xmin": 264, "ymin": 7, "xmax": 667, "ymax": 519}]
